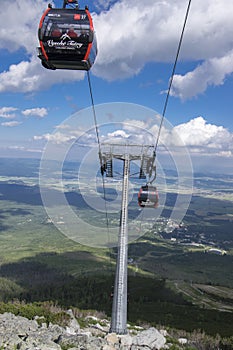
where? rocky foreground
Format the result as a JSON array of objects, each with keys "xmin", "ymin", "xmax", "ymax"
[{"xmin": 0, "ymin": 311, "xmax": 190, "ymax": 350}]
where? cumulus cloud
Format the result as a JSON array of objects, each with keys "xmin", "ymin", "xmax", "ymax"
[
  {"xmin": 0, "ymin": 0, "xmax": 48, "ymax": 53},
  {"xmin": 32, "ymin": 115, "xmax": 233, "ymax": 165},
  {"xmin": 93, "ymin": 0, "xmax": 233, "ymax": 85},
  {"xmin": 162, "ymin": 116, "xmax": 233, "ymax": 156},
  {"xmin": 0, "ymin": 57, "xmax": 85, "ymax": 93},
  {"xmin": 0, "ymin": 107, "xmax": 18, "ymax": 119},
  {"xmin": 0, "ymin": 0, "xmax": 233, "ymax": 95},
  {"xmin": 34, "ymin": 131, "xmax": 77, "ymax": 144},
  {"xmin": 55, "ymin": 124, "xmax": 72, "ymax": 130},
  {"xmin": 34, "ymin": 121, "xmax": 154, "ymax": 147},
  {"xmin": 107, "ymin": 130, "xmax": 129, "ymax": 139},
  {"xmin": 171, "ymin": 50, "xmax": 233, "ymax": 99},
  {"xmin": 123, "ymin": 119, "xmax": 152, "ymax": 131},
  {"xmin": 22, "ymin": 107, "xmax": 48, "ymax": 118},
  {"xmin": 99, "ymin": 116, "xmax": 233, "ymax": 159},
  {"xmin": 1, "ymin": 121, "xmax": 21, "ymax": 127}
]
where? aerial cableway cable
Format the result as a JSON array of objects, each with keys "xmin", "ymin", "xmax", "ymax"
[
  {"xmin": 154, "ymin": 0, "xmax": 192, "ymax": 153},
  {"xmin": 87, "ymin": 71, "xmax": 101, "ymax": 157},
  {"xmin": 87, "ymin": 71, "xmax": 112, "ymax": 254}
]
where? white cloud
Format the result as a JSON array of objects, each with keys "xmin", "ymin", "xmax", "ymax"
[
  {"xmin": 55, "ymin": 124, "xmax": 72, "ymax": 130},
  {"xmin": 123, "ymin": 119, "xmax": 151, "ymax": 131},
  {"xmin": 1, "ymin": 121, "xmax": 21, "ymax": 127},
  {"xmin": 217, "ymin": 151, "xmax": 232, "ymax": 158},
  {"xmin": 7, "ymin": 145, "xmax": 42, "ymax": 153},
  {"xmin": 93, "ymin": 0, "xmax": 233, "ymax": 84},
  {"xmin": 107, "ymin": 130, "xmax": 129, "ymax": 139},
  {"xmin": 0, "ymin": 0, "xmax": 233, "ymax": 95},
  {"xmin": 100, "ymin": 120, "xmax": 158, "ymax": 145},
  {"xmin": 33, "ymin": 122, "xmax": 97, "ymax": 146},
  {"xmin": 0, "ymin": 107, "xmax": 18, "ymax": 119},
  {"xmin": 34, "ymin": 121, "xmax": 154, "ymax": 146},
  {"xmin": 162, "ymin": 117, "xmax": 233, "ymax": 156},
  {"xmin": 106, "ymin": 116, "xmax": 233, "ymax": 159},
  {"xmin": 0, "ymin": 0, "xmax": 48, "ymax": 53},
  {"xmin": 7, "ymin": 145, "xmax": 27, "ymax": 151},
  {"xmin": 34, "ymin": 131, "xmax": 77, "ymax": 144},
  {"xmin": 0, "ymin": 57, "xmax": 85, "ymax": 93},
  {"xmin": 22, "ymin": 107, "xmax": 48, "ymax": 118},
  {"xmin": 171, "ymin": 51, "xmax": 233, "ymax": 99},
  {"xmin": 32, "ymin": 115, "xmax": 232, "ymax": 170}
]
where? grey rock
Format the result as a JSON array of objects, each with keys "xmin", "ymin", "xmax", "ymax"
[
  {"xmin": 66, "ymin": 308, "xmax": 80, "ymax": 334},
  {"xmin": 119, "ymin": 333, "xmax": 133, "ymax": 348},
  {"xmin": 86, "ymin": 337, "xmax": 107, "ymax": 350},
  {"xmin": 0, "ymin": 312, "xmax": 170, "ymax": 350},
  {"xmin": 18, "ymin": 340, "xmax": 61, "ymax": 350},
  {"xmin": 102, "ymin": 345, "xmax": 116, "ymax": 350},
  {"xmin": 132, "ymin": 327, "xmax": 166, "ymax": 350},
  {"xmin": 57, "ymin": 333, "xmax": 88, "ymax": 347}
]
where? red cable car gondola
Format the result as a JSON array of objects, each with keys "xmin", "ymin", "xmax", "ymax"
[
  {"xmin": 37, "ymin": 0, "xmax": 97, "ymax": 71},
  {"xmin": 138, "ymin": 185, "xmax": 159, "ymax": 208}
]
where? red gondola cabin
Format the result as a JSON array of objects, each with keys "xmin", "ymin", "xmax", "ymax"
[
  {"xmin": 37, "ymin": 3, "xmax": 97, "ymax": 71},
  {"xmin": 138, "ymin": 185, "xmax": 159, "ymax": 208}
]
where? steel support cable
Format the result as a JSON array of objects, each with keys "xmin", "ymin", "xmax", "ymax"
[
  {"xmin": 87, "ymin": 70, "xmax": 112, "ymax": 265},
  {"xmin": 154, "ymin": 0, "xmax": 192, "ymax": 152},
  {"xmin": 87, "ymin": 71, "xmax": 102, "ymax": 157}
]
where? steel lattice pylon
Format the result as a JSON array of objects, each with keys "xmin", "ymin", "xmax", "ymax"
[
  {"xmin": 100, "ymin": 143, "xmax": 155, "ymax": 334},
  {"xmin": 110, "ymin": 153, "xmax": 129, "ymax": 334}
]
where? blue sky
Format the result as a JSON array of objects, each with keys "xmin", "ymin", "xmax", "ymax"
[{"xmin": 0, "ymin": 0, "xmax": 233, "ymax": 174}]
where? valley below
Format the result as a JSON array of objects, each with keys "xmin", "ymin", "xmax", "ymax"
[{"xmin": 0, "ymin": 158, "xmax": 233, "ymax": 337}]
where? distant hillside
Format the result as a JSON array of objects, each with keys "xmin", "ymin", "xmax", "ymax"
[{"xmin": 0, "ymin": 157, "xmax": 233, "ymax": 339}]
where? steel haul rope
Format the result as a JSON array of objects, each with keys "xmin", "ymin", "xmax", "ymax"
[
  {"xmin": 87, "ymin": 70, "xmax": 112, "ymax": 266},
  {"xmin": 154, "ymin": 0, "xmax": 192, "ymax": 152},
  {"xmin": 87, "ymin": 71, "xmax": 102, "ymax": 161}
]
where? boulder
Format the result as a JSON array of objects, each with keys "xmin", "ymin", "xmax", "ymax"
[
  {"xmin": 105, "ymin": 332, "xmax": 119, "ymax": 346},
  {"xmin": 66, "ymin": 308, "xmax": 80, "ymax": 334},
  {"xmin": 132, "ymin": 327, "xmax": 166, "ymax": 349},
  {"xmin": 119, "ymin": 333, "xmax": 133, "ymax": 347},
  {"xmin": 57, "ymin": 333, "xmax": 88, "ymax": 347}
]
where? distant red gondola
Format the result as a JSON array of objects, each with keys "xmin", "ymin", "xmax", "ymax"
[
  {"xmin": 138, "ymin": 185, "xmax": 159, "ymax": 208},
  {"xmin": 37, "ymin": 0, "xmax": 97, "ymax": 71}
]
